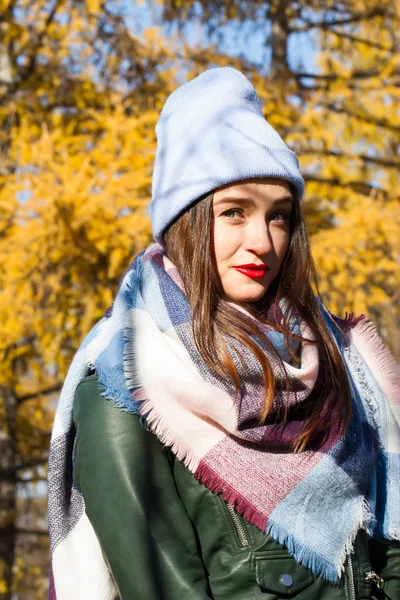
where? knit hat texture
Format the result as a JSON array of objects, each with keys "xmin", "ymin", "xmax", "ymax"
[{"xmin": 149, "ymin": 67, "xmax": 304, "ymax": 244}]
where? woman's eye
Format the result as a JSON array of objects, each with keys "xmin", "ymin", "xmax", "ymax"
[
  {"xmin": 222, "ymin": 208, "xmax": 243, "ymax": 220},
  {"xmin": 270, "ymin": 211, "xmax": 291, "ymax": 223}
]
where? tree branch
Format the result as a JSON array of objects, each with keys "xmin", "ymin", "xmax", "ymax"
[
  {"xmin": 15, "ymin": 458, "xmax": 48, "ymax": 471},
  {"xmin": 303, "ymin": 175, "xmax": 390, "ymax": 198},
  {"xmin": 19, "ymin": 0, "xmax": 62, "ymax": 80},
  {"xmin": 16, "ymin": 384, "xmax": 62, "ymax": 405},
  {"xmin": 291, "ymin": 64, "xmax": 399, "ymax": 81},
  {"xmin": 1, "ymin": 458, "xmax": 48, "ymax": 480},
  {"xmin": 291, "ymin": 8, "xmax": 388, "ymax": 32},
  {"xmin": 16, "ymin": 475, "xmax": 47, "ymax": 484},
  {"xmin": 299, "ymin": 149, "xmax": 400, "ymax": 169},
  {"xmin": 15, "ymin": 528, "xmax": 48, "ymax": 537},
  {"xmin": 0, "ymin": 0, "xmax": 63, "ymax": 104},
  {"xmin": 325, "ymin": 103, "xmax": 400, "ymax": 132},
  {"xmin": 323, "ymin": 27, "xmax": 397, "ymax": 51}
]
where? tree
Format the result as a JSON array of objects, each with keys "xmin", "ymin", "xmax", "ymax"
[{"xmin": 0, "ymin": 1, "xmax": 176, "ymax": 596}]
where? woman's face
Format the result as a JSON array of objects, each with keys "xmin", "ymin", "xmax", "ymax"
[{"xmin": 212, "ymin": 178, "xmax": 294, "ymax": 303}]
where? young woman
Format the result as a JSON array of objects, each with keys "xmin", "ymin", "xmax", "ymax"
[{"xmin": 48, "ymin": 68, "xmax": 400, "ymax": 600}]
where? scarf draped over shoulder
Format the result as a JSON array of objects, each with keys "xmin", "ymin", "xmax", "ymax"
[{"xmin": 48, "ymin": 244, "xmax": 400, "ymax": 599}]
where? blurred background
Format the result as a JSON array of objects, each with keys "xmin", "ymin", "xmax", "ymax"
[{"xmin": 0, "ymin": 0, "xmax": 399, "ymax": 597}]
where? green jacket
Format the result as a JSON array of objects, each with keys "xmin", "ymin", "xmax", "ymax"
[{"xmin": 73, "ymin": 374, "xmax": 400, "ymax": 600}]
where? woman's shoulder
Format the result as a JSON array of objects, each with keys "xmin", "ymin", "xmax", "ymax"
[
  {"xmin": 75, "ymin": 371, "xmax": 98, "ymax": 393},
  {"xmin": 74, "ymin": 372, "xmax": 107, "ymax": 413},
  {"xmin": 73, "ymin": 371, "xmax": 144, "ymax": 433},
  {"xmin": 72, "ymin": 371, "xmax": 172, "ymax": 459}
]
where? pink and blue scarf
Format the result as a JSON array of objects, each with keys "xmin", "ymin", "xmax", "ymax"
[{"xmin": 48, "ymin": 244, "xmax": 400, "ymax": 599}]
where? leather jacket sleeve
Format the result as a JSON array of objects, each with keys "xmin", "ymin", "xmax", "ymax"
[{"xmin": 73, "ymin": 374, "xmax": 213, "ymax": 600}]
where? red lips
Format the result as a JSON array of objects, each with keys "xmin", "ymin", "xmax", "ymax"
[{"xmin": 233, "ymin": 264, "xmax": 269, "ymax": 279}]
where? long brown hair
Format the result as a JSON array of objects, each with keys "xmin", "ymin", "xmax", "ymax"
[{"xmin": 164, "ymin": 192, "xmax": 351, "ymax": 451}]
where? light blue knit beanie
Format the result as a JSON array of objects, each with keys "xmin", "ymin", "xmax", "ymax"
[{"xmin": 149, "ymin": 67, "xmax": 304, "ymax": 244}]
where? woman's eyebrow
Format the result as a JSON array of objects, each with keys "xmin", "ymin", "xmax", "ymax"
[
  {"xmin": 213, "ymin": 197, "xmax": 256, "ymax": 207},
  {"xmin": 271, "ymin": 196, "xmax": 294, "ymax": 206}
]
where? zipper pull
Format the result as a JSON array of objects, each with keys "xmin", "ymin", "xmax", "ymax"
[{"xmin": 365, "ymin": 570, "xmax": 385, "ymax": 589}]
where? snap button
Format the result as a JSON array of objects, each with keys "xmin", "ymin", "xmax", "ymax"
[{"xmin": 280, "ymin": 574, "xmax": 293, "ymax": 587}]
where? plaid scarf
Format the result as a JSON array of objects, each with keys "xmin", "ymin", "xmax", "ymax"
[{"xmin": 48, "ymin": 244, "xmax": 400, "ymax": 599}]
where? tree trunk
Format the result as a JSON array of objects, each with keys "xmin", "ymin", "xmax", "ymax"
[
  {"xmin": 269, "ymin": 0, "xmax": 290, "ymax": 82},
  {"xmin": 0, "ymin": 387, "xmax": 17, "ymax": 600}
]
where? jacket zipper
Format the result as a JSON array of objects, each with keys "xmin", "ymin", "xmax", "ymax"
[
  {"xmin": 365, "ymin": 570, "xmax": 385, "ymax": 590},
  {"xmin": 226, "ymin": 502, "xmax": 249, "ymax": 547},
  {"xmin": 346, "ymin": 554, "xmax": 356, "ymax": 600}
]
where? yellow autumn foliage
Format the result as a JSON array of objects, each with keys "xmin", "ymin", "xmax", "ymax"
[{"xmin": 0, "ymin": 103, "xmax": 158, "ymax": 385}]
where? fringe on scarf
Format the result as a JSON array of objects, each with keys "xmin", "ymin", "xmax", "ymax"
[
  {"xmin": 350, "ymin": 317, "xmax": 400, "ymax": 408},
  {"xmin": 137, "ymin": 395, "xmax": 202, "ymax": 473},
  {"xmin": 266, "ymin": 496, "xmax": 373, "ymax": 583},
  {"xmin": 195, "ymin": 463, "xmax": 267, "ymax": 531},
  {"xmin": 123, "ymin": 318, "xmax": 202, "ymax": 472}
]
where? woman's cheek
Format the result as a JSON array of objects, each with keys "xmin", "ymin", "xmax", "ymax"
[
  {"xmin": 275, "ymin": 229, "xmax": 290, "ymax": 260},
  {"xmin": 214, "ymin": 222, "xmax": 239, "ymax": 266}
]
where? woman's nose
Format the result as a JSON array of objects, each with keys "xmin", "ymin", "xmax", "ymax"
[{"xmin": 244, "ymin": 219, "xmax": 272, "ymax": 255}]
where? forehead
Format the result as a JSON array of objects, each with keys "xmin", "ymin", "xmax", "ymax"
[{"xmin": 213, "ymin": 178, "xmax": 294, "ymax": 204}]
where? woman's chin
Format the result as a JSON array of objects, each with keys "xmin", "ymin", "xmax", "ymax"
[{"xmin": 224, "ymin": 283, "xmax": 269, "ymax": 304}]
